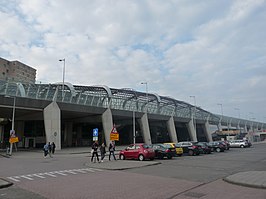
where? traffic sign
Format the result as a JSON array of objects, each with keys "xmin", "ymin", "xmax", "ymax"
[
  {"xmin": 110, "ymin": 125, "xmax": 119, "ymax": 141},
  {"xmin": 93, "ymin": 128, "xmax": 98, "ymax": 137}
]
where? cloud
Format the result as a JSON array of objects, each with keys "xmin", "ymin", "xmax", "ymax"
[{"xmin": 0, "ymin": 0, "xmax": 266, "ymax": 121}]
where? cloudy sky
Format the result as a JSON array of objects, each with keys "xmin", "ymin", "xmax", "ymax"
[{"xmin": 1, "ymin": 0, "xmax": 266, "ymax": 121}]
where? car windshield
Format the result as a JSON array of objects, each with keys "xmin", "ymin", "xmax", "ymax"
[
  {"xmin": 164, "ymin": 144, "xmax": 172, "ymax": 148},
  {"xmin": 175, "ymin": 143, "xmax": 181, "ymax": 147},
  {"xmin": 143, "ymin": 144, "xmax": 152, "ymax": 149}
]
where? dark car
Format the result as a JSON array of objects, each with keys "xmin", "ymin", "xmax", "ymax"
[
  {"xmin": 176, "ymin": 142, "xmax": 200, "ymax": 156},
  {"xmin": 220, "ymin": 140, "xmax": 230, "ymax": 150},
  {"xmin": 152, "ymin": 144, "xmax": 176, "ymax": 159},
  {"xmin": 119, "ymin": 143, "xmax": 155, "ymax": 161},
  {"xmin": 207, "ymin": 141, "xmax": 225, "ymax": 152},
  {"xmin": 194, "ymin": 142, "xmax": 212, "ymax": 154}
]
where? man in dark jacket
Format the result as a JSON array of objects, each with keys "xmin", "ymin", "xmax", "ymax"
[
  {"xmin": 109, "ymin": 141, "xmax": 116, "ymax": 161},
  {"xmin": 91, "ymin": 141, "xmax": 100, "ymax": 163}
]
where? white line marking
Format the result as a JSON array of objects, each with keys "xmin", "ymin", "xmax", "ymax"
[
  {"xmin": 32, "ymin": 174, "xmax": 46, "ymax": 179},
  {"xmin": 63, "ymin": 170, "xmax": 77, "ymax": 174},
  {"xmin": 80, "ymin": 168, "xmax": 95, "ymax": 172},
  {"xmin": 7, "ymin": 177, "xmax": 20, "ymax": 182},
  {"xmin": 43, "ymin": 172, "xmax": 57, "ymax": 177},
  {"xmin": 20, "ymin": 175, "xmax": 34, "ymax": 180},
  {"xmin": 52, "ymin": 171, "xmax": 68, "ymax": 176},
  {"xmin": 73, "ymin": 169, "xmax": 87, "ymax": 173}
]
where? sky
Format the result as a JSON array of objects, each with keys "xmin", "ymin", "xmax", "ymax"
[{"xmin": 1, "ymin": 0, "xmax": 266, "ymax": 122}]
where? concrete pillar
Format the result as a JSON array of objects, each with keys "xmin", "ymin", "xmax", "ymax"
[
  {"xmin": 203, "ymin": 121, "xmax": 213, "ymax": 142},
  {"xmin": 65, "ymin": 122, "xmax": 73, "ymax": 147},
  {"xmin": 102, "ymin": 108, "xmax": 113, "ymax": 146},
  {"xmin": 0, "ymin": 125, "xmax": 4, "ymax": 148},
  {"xmin": 76, "ymin": 126, "xmax": 82, "ymax": 146},
  {"xmin": 187, "ymin": 119, "xmax": 197, "ymax": 141},
  {"xmin": 166, "ymin": 116, "xmax": 178, "ymax": 143},
  {"xmin": 43, "ymin": 101, "xmax": 61, "ymax": 150},
  {"xmin": 140, "ymin": 113, "xmax": 152, "ymax": 144}
]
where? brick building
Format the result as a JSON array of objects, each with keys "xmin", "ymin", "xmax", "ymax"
[{"xmin": 0, "ymin": 57, "xmax": 36, "ymax": 83}]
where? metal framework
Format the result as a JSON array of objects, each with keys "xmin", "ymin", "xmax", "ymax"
[{"xmin": 0, "ymin": 80, "xmax": 264, "ymax": 129}]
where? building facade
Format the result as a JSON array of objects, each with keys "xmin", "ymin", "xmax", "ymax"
[{"xmin": 0, "ymin": 57, "xmax": 36, "ymax": 84}]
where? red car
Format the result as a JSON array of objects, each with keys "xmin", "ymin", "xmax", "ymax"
[{"xmin": 119, "ymin": 143, "xmax": 155, "ymax": 161}]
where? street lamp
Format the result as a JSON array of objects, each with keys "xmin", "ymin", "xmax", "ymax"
[
  {"xmin": 190, "ymin": 96, "xmax": 197, "ymax": 133},
  {"xmin": 234, "ymin": 108, "xmax": 240, "ymax": 118},
  {"xmin": 59, "ymin": 59, "xmax": 66, "ymax": 100},
  {"xmin": 141, "ymin": 82, "xmax": 148, "ymax": 112},
  {"xmin": 217, "ymin": 103, "xmax": 223, "ymax": 116},
  {"xmin": 5, "ymin": 87, "xmax": 18, "ymax": 156}
]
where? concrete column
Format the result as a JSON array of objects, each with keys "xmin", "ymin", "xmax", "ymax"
[
  {"xmin": 43, "ymin": 101, "xmax": 61, "ymax": 150},
  {"xmin": 102, "ymin": 108, "xmax": 113, "ymax": 146},
  {"xmin": 140, "ymin": 113, "xmax": 152, "ymax": 144},
  {"xmin": 65, "ymin": 122, "xmax": 73, "ymax": 147},
  {"xmin": 203, "ymin": 121, "xmax": 212, "ymax": 142},
  {"xmin": 166, "ymin": 116, "xmax": 178, "ymax": 143},
  {"xmin": 0, "ymin": 125, "xmax": 4, "ymax": 148},
  {"xmin": 187, "ymin": 119, "xmax": 197, "ymax": 141},
  {"xmin": 76, "ymin": 126, "xmax": 82, "ymax": 146}
]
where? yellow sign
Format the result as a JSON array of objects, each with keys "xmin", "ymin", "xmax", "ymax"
[
  {"xmin": 110, "ymin": 133, "xmax": 119, "ymax": 141},
  {"xmin": 9, "ymin": 137, "xmax": 19, "ymax": 144}
]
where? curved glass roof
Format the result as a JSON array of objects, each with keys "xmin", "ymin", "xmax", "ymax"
[{"xmin": 0, "ymin": 80, "xmax": 264, "ymax": 128}]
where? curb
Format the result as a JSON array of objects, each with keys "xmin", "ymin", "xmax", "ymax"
[
  {"xmin": 0, "ymin": 178, "xmax": 13, "ymax": 189},
  {"xmin": 223, "ymin": 171, "xmax": 266, "ymax": 189}
]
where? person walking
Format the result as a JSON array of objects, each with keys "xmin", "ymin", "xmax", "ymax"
[
  {"xmin": 109, "ymin": 141, "xmax": 116, "ymax": 161},
  {"xmin": 51, "ymin": 142, "xmax": 56, "ymax": 154},
  {"xmin": 91, "ymin": 141, "xmax": 100, "ymax": 163},
  {"xmin": 100, "ymin": 143, "xmax": 106, "ymax": 162},
  {"xmin": 43, "ymin": 143, "xmax": 49, "ymax": 158},
  {"xmin": 48, "ymin": 142, "xmax": 52, "ymax": 157}
]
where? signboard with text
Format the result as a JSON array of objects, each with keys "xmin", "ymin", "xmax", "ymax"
[{"xmin": 110, "ymin": 125, "xmax": 119, "ymax": 141}]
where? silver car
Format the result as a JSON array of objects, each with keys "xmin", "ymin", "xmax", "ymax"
[{"xmin": 228, "ymin": 140, "xmax": 248, "ymax": 148}]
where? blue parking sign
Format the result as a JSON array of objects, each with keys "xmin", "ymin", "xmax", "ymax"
[{"xmin": 93, "ymin": 128, "xmax": 98, "ymax": 137}]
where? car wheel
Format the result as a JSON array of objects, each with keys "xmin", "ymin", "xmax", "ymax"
[
  {"xmin": 178, "ymin": 154, "xmax": 183, "ymax": 157},
  {"xmin": 119, "ymin": 154, "xmax": 125, "ymax": 160},
  {"xmin": 240, "ymin": 145, "xmax": 244, "ymax": 148},
  {"xmin": 150, "ymin": 157, "xmax": 154, "ymax": 161},
  {"xmin": 216, "ymin": 148, "xmax": 221, "ymax": 152},
  {"xmin": 138, "ymin": 154, "xmax": 144, "ymax": 161},
  {"xmin": 167, "ymin": 155, "xmax": 172, "ymax": 159},
  {"xmin": 188, "ymin": 150, "xmax": 194, "ymax": 156}
]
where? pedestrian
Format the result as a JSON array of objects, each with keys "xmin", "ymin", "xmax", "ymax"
[
  {"xmin": 51, "ymin": 142, "xmax": 56, "ymax": 154},
  {"xmin": 109, "ymin": 141, "xmax": 116, "ymax": 161},
  {"xmin": 43, "ymin": 143, "xmax": 49, "ymax": 158},
  {"xmin": 48, "ymin": 142, "xmax": 52, "ymax": 157},
  {"xmin": 100, "ymin": 143, "xmax": 106, "ymax": 162},
  {"xmin": 91, "ymin": 141, "xmax": 100, "ymax": 163}
]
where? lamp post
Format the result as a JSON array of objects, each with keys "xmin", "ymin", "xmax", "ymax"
[
  {"xmin": 190, "ymin": 96, "xmax": 197, "ymax": 133},
  {"xmin": 141, "ymin": 82, "xmax": 148, "ymax": 112},
  {"xmin": 217, "ymin": 103, "xmax": 223, "ymax": 116},
  {"xmin": 133, "ymin": 109, "xmax": 136, "ymax": 144},
  {"xmin": 59, "ymin": 59, "xmax": 66, "ymax": 100},
  {"xmin": 5, "ymin": 88, "xmax": 18, "ymax": 156},
  {"xmin": 234, "ymin": 108, "xmax": 240, "ymax": 118}
]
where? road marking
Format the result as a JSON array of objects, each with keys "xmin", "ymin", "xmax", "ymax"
[
  {"xmin": 20, "ymin": 175, "xmax": 34, "ymax": 180},
  {"xmin": 7, "ymin": 177, "xmax": 20, "ymax": 182},
  {"xmin": 62, "ymin": 170, "xmax": 78, "ymax": 174},
  {"xmin": 6, "ymin": 168, "xmax": 102, "ymax": 182}
]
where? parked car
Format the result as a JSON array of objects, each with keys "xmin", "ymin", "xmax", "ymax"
[
  {"xmin": 194, "ymin": 142, "xmax": 212, "ymax": 154},
  {"xmin": 163, "ymin": 142, "xmax": 183, "ymax": 156},
  {"xmin": 151, "ymin": 144, "xmax": 176, "ymax": 159},
  {"xmin": 119, "ymin": 143, "xmax": 155, "ymax": 161},
  {"xmin": 228, "ymin": 140, "xmax": 248, "ymax": 148},
  {"xmin": 176, "ymin": 142, "xmax": 200, "ymax": 156},
  {"xmin": 207, "ymin": 141, "xmax": 225, "ymax": 152},
  {"xmin": 219, "ymin": 141, "xmax": 230, "ymax": 150}
]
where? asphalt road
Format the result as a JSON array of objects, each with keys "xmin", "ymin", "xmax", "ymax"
[{"xmin": 0, "ymin": 143, "xmax": 265, "ymax": 199}]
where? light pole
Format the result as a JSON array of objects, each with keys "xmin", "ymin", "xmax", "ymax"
[
  {"xmin": 133, "ymin": 109, "xmax": 136, "ymax": 144},
  {"xmin": 5, "ymin": 88, "xmax": 18, "ymax": 156},
  {"xmin": 234, "ymin": 108, "xmax": 241, "ymax": 133},
  {"xmin": 59, "ymin": 59, "xmax": 66, "ymax": 100},
  {"xmin": 217, "ymin": 103, "xmax": 223, "ymax": 116},
  {"xmin": 234, "ymin": 108, "xmax": 240, "ymax": 118},
  {"xmin": 141, "ymin": 82, "xmax": 148, "ymax": 112},
  {"xmin": 190, "ymin": 96, "xmax": 197, "ymax": 133}
]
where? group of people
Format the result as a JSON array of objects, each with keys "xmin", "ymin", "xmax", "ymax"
[
  {"xmin": 43, "ymin": 142, "xmax": 56, "ymax": 158},
  {"xmin": 91, "ymin": 140, "xmax": 116, "ymax": 163}
]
